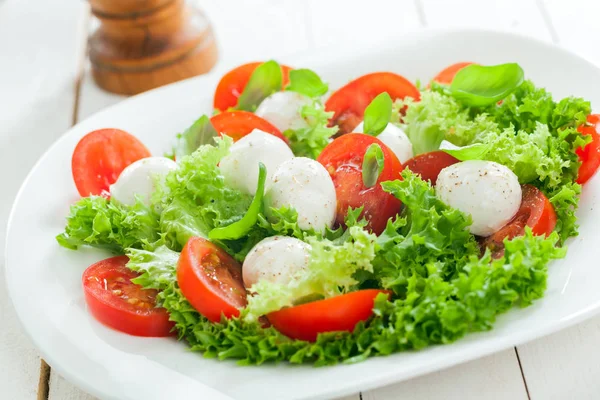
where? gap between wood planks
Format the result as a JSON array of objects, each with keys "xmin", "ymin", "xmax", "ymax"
[{"xmin": 37, "ymin": 6, "xmax": 91, "ymax": 400}]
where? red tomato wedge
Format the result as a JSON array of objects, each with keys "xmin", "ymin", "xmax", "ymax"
[
  {"xmin": 402, "ymin": 151, "xmax": 460, "ymax": 185},
  {"xmin": 325, "ymin": 72, "xmax": 420, "ymax": 135},
  {"xmin": 432, "ymin": 62, "xmax": 475, "ymax": 85},
  {"xmin": 82, "ymin": 256, "xmax": 174, "ymax": 337},
  {"xmin": 210, "ymin": 111, "xmax": 288, "ymax": 143},
  {"xmin": 480, "ymin": 185, "xmax": 557, "ymax": 256},
  {"xmin": 317, "ymin": 134, "xmax": 403, "ymax": 235},
  {"xmin": 576, "ymin": 114, "xmax": 600, "ymax": 184},
  {"xmin": 213, "ymin": 62, "xmax": 292, "ymax": 111},
  {"xmin": 267, "ymin": 289, "xmax": 389, "ymax": 342},
  {"xmin": 72, "ymin": 128, "xmax": 151, "ymax": 197},
  {"xmin": 177, "ymin": 237, "xmax": 247, "ymax": 323}
]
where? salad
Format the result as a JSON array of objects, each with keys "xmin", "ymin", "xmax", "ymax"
[{"xmin": 57, "ymin": 60, "xmax": 600, "ymax": 365}]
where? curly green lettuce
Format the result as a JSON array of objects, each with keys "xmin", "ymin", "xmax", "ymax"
[
  {"xmin": 486, "ymin": 80, "xmax": 590, "ymax": 133},
  {"xmin": 125, "ymin": 227, "xmax": 564, "ymax": 366},
  {"xmin": 375, "ymin": 171, "xmax": 479, "ymax": 294},
  {"xmin": 399, "ymin": 81, "xmax": 590, "ymax": 242},
  {"xmin": 283, "ymin": 102, "xmax": 337, "ymax": 159},
  {"xmin": 244, "ymin": 225, "xmax": 377, "ymax": 322},
  {"xmin": 395, "ymin": 91, "xmax": 498, "ymax": 153},
  {"xmin": 57, "ymin": 137, "xmax": 258, "ymax": 255},
  {"xmin": 155, "ymin": 136, "xmax": 252, "ymax": 250},
  {"xmin": 56, "ymin": 196, "xmax": 161, "ymax": 252}
]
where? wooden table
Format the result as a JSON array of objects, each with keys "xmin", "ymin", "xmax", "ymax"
[{"xmin": 2, "ymin": 0, "xmax": 600, "ymax": 399}]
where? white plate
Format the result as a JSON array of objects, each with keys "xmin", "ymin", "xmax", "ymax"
[{"xmin": 6, "ymin": 29, "xmax": 600, "ymax": 400}]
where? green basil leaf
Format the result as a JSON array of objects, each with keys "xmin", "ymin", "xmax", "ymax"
[
  {"xmin": 173, "ymin": 115, "xmax": 218, "ymax": 159},
  {"xmin": 363, "ymin": 92, "xmax": 392, "ymax": 136},
  {"xmin": 236, "ymin": 60, "xmax": 282, "ymax": 111},
  {"xmin": 286, "ymin": 68, "xmax": 329, "ymax": 98},
  {"xmin": 362, "ymin": 143, "xmax": 385, "ymax": 187},
  {"xmin": 450, "ymin": 63, "xmax": 524, "ymax": 107},
  {"xmin": 208, "ymin": 162, "xmax": 266, "ymax": 240},
  {"xmin": 442, "ymin": 142, "xmax": 491, "ymax": 161}
]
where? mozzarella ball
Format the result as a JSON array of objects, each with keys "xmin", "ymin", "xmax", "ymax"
[
  {"xmin": 219, "ymin": 129, "xmax": 294, "ymax": 195},
  {"xmin": 243, "ymin": 236, "xmax": 311, "ymax": 288},
  {"xmin": 255, "ymin": 91, "xmax": 313, "ymax": 132},
  {"xmin": 436, "ymin": 160, "xmax": 522, "ymax": 237},
  {"xmin": 439, "ymin": 140, "xmax": 461, "ymax": 150},
  {"xmin": 354, "ymin": 121, "xmax": 413, "ymax": 163},
  {"xmin": 265, "ymin": 157, "xmax": 336, "ymax": 232},
  {"xmin": 109, "ymin": 157, "xmax": 177, "ymax": 206}
]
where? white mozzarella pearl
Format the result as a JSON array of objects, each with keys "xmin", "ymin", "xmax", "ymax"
[
  {"xmin": 242, "ymin": 236, "xmax": 311, "ymax": 288},
  {"xmin": 436, "ymin": 160, "xmax": 522, "ymax": 236},
  {"xmin": 110, "ymin": 157, "xmax": 177, "ymax": 206},
  {"xmin": 265, "ymin": 157, "xmax": 337, "ymax": 232},
  {"xmin": 219, "ymin": 129, "xmax": 294, "ymax": 195},
  {"xmin": 255, "ymin": 91, "xmax": 313, "ymax": 132}
]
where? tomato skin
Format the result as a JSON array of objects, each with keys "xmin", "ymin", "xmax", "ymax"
[
  {"xmin": 267, "ymin": 289, "xmax": 389, "ymax": 342},
  {"xmin": 317, "ymin": 134, "xmax": 403, "ymax": 235},
  {"xmin": 576, "ymin": 114, "xmax": 600, "ymax": 184},
  {"xmin": 72, "ymin": 128, "xmax": 151, "ymax": 197},
  {"xmin": 402, "ymin": 151, "xmax": 459, "ymax": 185},
  {"xmin": 210, "ymin": 111, "xmax": 288, "ymax": 143},
  {"xmin": 325, "ymin": 72, "xmax": 420, "ymax": 134},
  {"xmin": 213, "ymin": 62, "xmax": 292, "ymax": 111},
  {"xmin": 82, "ymin": 256, "xmax": 174, "ymax": 337},
  {"xmin": 432, "ymin": 62, "xmax": 475, "ymax": 85},
  {"xmin": 480, "ymin": 185, "xmax": 557, "ymax": 256},
  {"xmin": 177, "ymin": 237, "xmax": 247, "ymax": 323}
]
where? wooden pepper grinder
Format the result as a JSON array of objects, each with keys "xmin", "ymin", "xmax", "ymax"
[{"xmin": 89, "ymin": 0, "xmax": 218, "ymax": 95}]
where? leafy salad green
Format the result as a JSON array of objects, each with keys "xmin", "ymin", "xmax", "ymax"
[{"xmin": 57, "ymin": 60, "xmax": 593, "ymax": 366}]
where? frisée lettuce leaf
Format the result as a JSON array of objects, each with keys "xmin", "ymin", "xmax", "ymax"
[
  {"xmin": 244, "ymin": 225, "xmax": 378, "ymax": 322},
  {"xmin": 283, "ymin": 101, "xmax": 337, "ymax": 159},
  {"xmin": 399, "ymin": 81, "xmax": 590, "ymax": 242},
  {"xmin": 395, "ymin": 91, "xmax": 498, "ymax": 154},
  {"xmin": 125, "ymin": 224, "xmax": 564, "ymax": 366},
  {"xmin": 155, "ymin": 136, "xmax": 252, "ymax": 250},
  {"xmin": 375, "ymin": 170, "xmax": 480, "ymax": 294},
  {"xmin": 56, "ymin": 196, "xmax": 161, "ymax": 252}
]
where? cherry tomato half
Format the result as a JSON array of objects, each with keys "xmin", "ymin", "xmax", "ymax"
[
  {"xmin": 576, "ymin": 114, "xmax": 600, "ymax": 184},
  {"xmin": 432, "ymin": 62, "xmax": 475, "ymax": 85},
  {"xmin": 325, "ymin": 72, "xmax": 420, "ymax": 135},
  {"xmin": 317, "ymin": 134, "xmax": 403, "ymax": 235},
  {"xmin": 267, "ymin": 289, "xmax": 389, "ymax": 342},
  {"xmin": 82, "ymin": 256, "xmax": 174, "ymax": 337},
  {"xmin": 402, "ymin": 151, "xmax": 460, "ymax": 185},
  {"xmin": 72, "ymin": 128, "xmax": 151, "ymax": 197},
  {"xmin": 213, "ymin": 62, "xmax": 292, "ymax": 111},
  {"xmin": 210, "ymin": 111, "xmax": 288, "ymax": 143},
  {"xmin": 480, "ymin": 184, "xmax": 557, "ymax": 257},
  {"xmin": 177, "ymin": 237, "xmax": 247, "ymax": 323}
]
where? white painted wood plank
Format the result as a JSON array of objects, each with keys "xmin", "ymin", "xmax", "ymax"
[
  {"xmin": 541, "ymin": 0, "xmax": 600, "ymax": 67},
  {"xmin": 517, "ymin": 316, "xmax": 600, "ymax": 400},
  {"xmin": 363, "ymin": 349, "xmax": 528, "ymax": 400},
  {"xmin": 420, "ymin": 0, "xmax": 551, "ymax": 41},
  {"xmin": 0, "ymin": 1, "xmax": 88, "ymax": 399},
  {"xmin": 195, "ymin": 0, "xmax": 311, "ymax": 66},
  {"xmin": 49, "ymin": 372, "xmax": 97, "ymax": 400},
  {"xmin": 307, "ymin": 0, "xmax": 422, "ymax": 49}
]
